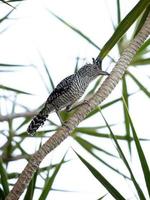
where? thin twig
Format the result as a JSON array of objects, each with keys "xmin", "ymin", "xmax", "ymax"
[{"xmin": 0, "ymin": 111, "xmax": 37, "ymax": 122}]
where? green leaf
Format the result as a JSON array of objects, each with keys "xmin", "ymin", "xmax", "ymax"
[
  {"xmin": 76, "ymin": 127, "xmax": 127, "ymax": 140},
  {"xmin": 6, "ymin": 172, "xmax": 19, "ymax": 180},
  {"xmin": 131, "ymin": 58, "xmax": 150, "ymax": 66},
  {"xmin": 97, "ymin": 193, "xmax": 107, "ymax": 200},
  {"xmin": 136, "ymin": 38, "xmax": 150, "ymax": 54},
  {"xmin": 122, "ymin": 97, "xmax": 150, "ymax": 198},
  {"xmin": 24, "ymin": 171, "xmax": 38, "ymax": 200},
  {"xmin": 75, "ymin": 136, "xmax": 130, "ymax": 179},
  {"xmin": 0, "ymin": 84, "xmax": 32, "ymax": 95},
  {"xmin": 0, "ymin": 8, "xmax": 15, "ymax": 23},
  {"xmin": 116, "ymin": 0, "xmax": 121, "ymax": 24},
  {"xmin": 86, "ymin": 93, "xmax": 135, "ymax": 120},
  {"xmin": 77, "ymin": 138, "xmax": 129, "ymax": 179},
  {"xmin": 87, "ymin": 76, "xmax": 104, "ymax": 96},
  {"xmin": 47, "ymin": 10, "xmax": 100, "ymax": 50},
  {"xmin": 99, "ymin": 0, "xmax": 150, "ymax": 59},
  {"xmin": 0, "ymin": 158, "xmax": 9, "ymax": 196},
  {"xmin": 131, "ymin": 37, "xmax": 150, "ymax": 65},
  {"xmin": 75, "ymin": 136, "xmax": 117, "ymax": 158},
  {"xmin": 133, "ymin": 4, "xmax": 150, "ymax": 38},
  {"xmin": 127, "ymin": 71, "xmax": 150, "ymax": 97},
  {"xmin": 122, "ymin": 76, "xmax": 131, "ymax": 154},
  {"xmin": 0, "ymin": 188, "xmax": 5, "ymax": 200},
  {"xmin": 0, "ymin": 63, "xmax": 27, "ymax": 67},
  {"xmin": 15, "ymin": 118, "xmax": 31, "ymax": 131},
  {"xmin": 0, "ymin": 0, "xmax": 15, "ymax": 8},
  {"xmin": 7, "ymin": 0, "xmax": 24, "ymax": 1},
  {"xmin": 100, "ymin": 109, "xmax": 146, "ymax": 200},
  {"xmin": 74, "ymin": 150, "xmax": 126, "ymax": 200},
  {"xmin": 0, "ymin": 70, "xmax": 15, "ymax": 72},
  {"xmin": 37, "ymin": 51, "xmax": 55, "ymax": 90},
  {"xmin": 38, "ymin": 154, "xmax": 66, "ymax": 200},
  {"xmin": 46, "ymin": 10, "xmax": 115, "ymax": 62}
]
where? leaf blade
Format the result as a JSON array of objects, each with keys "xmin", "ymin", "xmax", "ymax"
[
  {"xmin": 122, "ymin": 97, "xmax": 150, "ymax": 197},
  {"xmin": 74, "ymin": 150, "xmax": 126, "ymax": 200},
  {"xmin": 0, "ymin": 158, "xmax": 9, "ymax": 197},
  {"xmin": 99, "ymin": 0, "xmax": 150, "ymax": 59}
]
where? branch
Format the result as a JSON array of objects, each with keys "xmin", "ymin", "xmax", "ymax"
[
  {"xmin": 0, "ymin": 111, "xmax": 37, "ymax": 122},
  {"xmin": 6, "ymin": 12, "xmax": 150, "ymax": 200}
]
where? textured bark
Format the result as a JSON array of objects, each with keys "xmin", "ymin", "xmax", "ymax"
[{"xmin": 6, "ymin": 12, "xmax": 150, "ymax": 200}]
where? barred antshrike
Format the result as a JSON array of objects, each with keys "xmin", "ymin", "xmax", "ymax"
[{"xmin": 27, "ymin": 58, "xmax": 109, "ymax": 135}]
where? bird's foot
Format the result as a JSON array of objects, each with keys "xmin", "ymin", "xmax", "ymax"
[{"xmin": 65, "ymin": 100, "xmax": 90, "ymax": 112}]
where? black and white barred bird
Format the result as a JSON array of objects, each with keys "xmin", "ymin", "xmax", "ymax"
[{"xmin": 27, "ymin": 58, "xmax": 109, "ymax": 135}]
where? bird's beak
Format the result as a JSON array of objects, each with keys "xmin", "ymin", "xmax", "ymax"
[{"xmin": 100, "ymin": 70, "xmax": 110, "ymax": 75}]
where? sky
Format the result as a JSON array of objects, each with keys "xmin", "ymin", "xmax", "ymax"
[{"xmin": 0, "ymin": 0, "xmax": 150, "ymax": 199}]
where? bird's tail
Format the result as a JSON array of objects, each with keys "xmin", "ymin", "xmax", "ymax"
[{"xmin": 27, "ymin": 109, "xmax": 48, "ymax": 135}]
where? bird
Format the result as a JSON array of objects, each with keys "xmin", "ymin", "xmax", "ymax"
[{"xmin": 27, "ymin": 58, "xmax": 109, "ymax": 135}]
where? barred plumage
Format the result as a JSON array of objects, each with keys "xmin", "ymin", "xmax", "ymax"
[{"xmin": 27, "ymin": 58, "xmax": 109, "ymax": 135}]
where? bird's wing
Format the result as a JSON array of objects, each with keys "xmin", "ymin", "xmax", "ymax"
[
  {"xmin": 47, "ymin": 74, "xmax": 75, "ymax": 102},
  {"xmin": 56, "ymin": 74, "xmax": 75, "ymax": 91}
]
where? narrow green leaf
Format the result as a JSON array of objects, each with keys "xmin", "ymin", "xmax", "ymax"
[
  {"xmin": 127, "ymin": 71, "xmax": 150, "ymax": 97},
  {"xmin": 0, "ymin": 8, "xmax": 15, "ymax": 23},
  {"xmin": 74, "ymin": 150, "xmax": 126, "ymax": 200},
  {"xmin": 15, "ymin": 118, "xmax": 30, "ymax": 131},
  {"xmin": 76, "ymin": 136, "xmax": 130, "ymax": 179},
  {"xmin": 24, "ymin": 171, "xmax": 38, "ymax": 200},
  {"xmin": 135, "ymin": 38, "xmax": 150, "ymax": 54},
  {"xmin": 99, "ymin": 0, "xmax": 150, "ymax": 59},
  {"xmin": 97, "ymin": 193, "xmax": 107, "ymax": 200},
  {"xmin": 0, "ymin": 63, "xmax": 27, "ymax": 67},
  {"xmin": 33, "ymin": 64, "xmax": 51, "ymax": 93},
  {"xmin": 122, "ymin": 97, "xmax": 150, "ymax": 197},
  {"xmin": 0, "ymin": 0, "xmax": 15, "ymax": 8},
  {"xmin": 38, "ymin": 160, "xmax": 69, "ymax": 174},
  {"xmin": 0, "ymin": 158, "xmax": 9, "ymax": 196},
  {"xmin": 133, "ymin": 4, "xmax": 150, "ymax": 38},
  {"xmin": 0, "ymin": 84, "xmax": 32, "ymax": 95},
  {"xmin": 0, "ymin": 188, "xmax": 5, "ymax": 200},
  {"xmin": 47, "ymin": 10, "xmax": 115, "ymax": 62},
  {"xmin": 86, "ymin": 93, "xmax": 135, "ymax": 120},
  {"xmin": 131, "ymin": 58, "xmax": 150, "ymax": 66},
  {"xmin": 87, "ymin": 76, "xmax": 103, "ymax": 96},
  {"xmin": 122, "ymin": 77, "xmax": 131, "ymax": 154},
  {"xmin": 48, "ymin": 10, "xmax": 100, "ymax": 50},
  {"xmin": 100, "ymin": 110, "xmax": 146, "ymax": 200},
  {"xmin": 75, "ymin": 136, "xmax": 117, "ymax": 158},
  {"xmin": 2, "ymin": 172, "xmax": 19, "ymax": 180},
  {"xmin": 76, "ymin": 127, "xmax": 125, "ymax": 140},
  {"xmin": 37, "ymin": 51, "xmax": 55, "ymax": 90},
  {"xmin": 39, "ymin": 154, "xmax": 66, "ymax": 200},
  {"xmin": 7, "ymin": 0, "xmax": 24, "ymax": 2},
  {"xmin": 75, "ymin": 127, "xmax": 148, "ymax": 141},
  {"xmin": 116, "ymin": 0, "xmax": 121, "ymax": 24},
  {"xmin": 116, "ymin": 0, "xmax": 125, "ymax": 54},
  {"xmin": 77, "ymin": 125, "xmax": 115, "ymax": 130},
  {"xmin": 6, "ymin": 120, "xmax": 14, "ymax": 165},
  {"xmin": 101, "ymin": 97, "xmax": 124, "ymax": 109},
  {"xmin": 131, "ymin": 38, "xmax": 150, "ymax": 66},
  {"xmin": 0, "ymin": 70, "xmax": 15, "ymax": 72},
  {"xmin": 15, "ymin": 141, "xmax": 28, "ymax": 156}
]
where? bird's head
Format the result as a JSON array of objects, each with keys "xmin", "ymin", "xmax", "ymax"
[{"xmin": 78, "ymin": 63, "xmax": 109, "ymax": 80}]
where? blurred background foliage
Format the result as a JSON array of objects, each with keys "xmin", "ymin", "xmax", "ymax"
[{"xmin": 0, "ymin": 0, "xmax": 150, "ymax": 200}]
